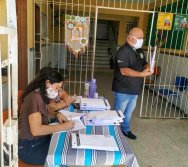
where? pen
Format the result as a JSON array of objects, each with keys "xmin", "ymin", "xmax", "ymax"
[
  {"xmin": 103, "ymin": 98, "xmax": 107, "ymax": 107},
  {"xmin": 116, "ymin": 110, "xmax": 121, "ymax": 117},
  {"xmin": 76, "ymin": 133, "xmax": 80, "ymax": 146},
  {"xmin": 80, "ymin": 114, "xmax": 86, "ymax": 120}
]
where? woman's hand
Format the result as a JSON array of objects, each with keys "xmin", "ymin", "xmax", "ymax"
[
  {"xmin": 56, "ymin": 112, "xmax": 68, "ymax": 123},
  {"xmin": 61, "ymin": 121, "xmax": 75, "ymax": 130},
  {"xmin": 65, "ymin": 95, "xmax": 76, "ymax": 106}
]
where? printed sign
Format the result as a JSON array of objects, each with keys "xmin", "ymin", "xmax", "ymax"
[
  {"xmin": 65, "ymin": 15, "xmax": 90, "ymax": 57},
  {"xmin": 173, "ymin": 14, "xmax": 188, "ymax": 31},
  {"xmin": 157, "ymin": 12, "xmax": 173, "ymax": 30}
]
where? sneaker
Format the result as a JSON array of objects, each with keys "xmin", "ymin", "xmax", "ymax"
[{"xmin": 122, "ymin": 130, "xmax": 137, "ymax": 140}]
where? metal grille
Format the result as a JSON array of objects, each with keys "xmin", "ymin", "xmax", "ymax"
[
  {"xmin": 0, "ymin": 0, "xmax": 18, "ymax": 166},
  {"xmin": 34, "ymin": 0, "xmax": 188, "ymax": 119},
  {"xmin": 34, "ymin": 0, "xmax": 96, "ymax": 96},
  {"xmin": 125, "ymin": 21, "xmax": 138, "ymax": 34}
]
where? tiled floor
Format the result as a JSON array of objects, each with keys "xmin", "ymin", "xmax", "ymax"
[{"xmin": 95, "ymin": 71, "xmax": 188, "ymax": 167}]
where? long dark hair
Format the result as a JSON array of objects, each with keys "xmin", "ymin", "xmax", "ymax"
[{"xmin": 22, "ymin": 67, "xmax": 64, "ymax": 103}]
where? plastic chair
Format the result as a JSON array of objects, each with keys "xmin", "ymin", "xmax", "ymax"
[
  {"xmin": 18, "ymin": 160, "xmax": 43, "ymax": 167},
  {"xmin": 153, "ymin": 76, "xmax": 188, "ymax": 108},
  {"xmin": 18, "ymin": 90, "xmax": 23, "ymax": 115}
]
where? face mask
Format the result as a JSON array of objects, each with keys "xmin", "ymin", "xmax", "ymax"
[
  {"xmin": 46, "ymin": 86, "xmax": 58, "ymax": 99},
  {"xmin": 132, "ymin": 36, "xmax": 143, "ymax": 49}
]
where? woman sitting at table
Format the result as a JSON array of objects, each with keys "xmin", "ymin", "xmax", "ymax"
[{"xmin": 18, "ymin": 67, "xmax": 75, "ymax": 165}]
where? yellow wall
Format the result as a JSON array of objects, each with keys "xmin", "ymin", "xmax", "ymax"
[
  {"xmin": 27, "ymin": 0, "xmax": 34, "ymax": 48},
  {"xmin": 0, "ymin": 0, "xmax": 8, "ymax": 60},
  {"xmin": 27, "ymin": 0, "xmax": 53, "ymax": 48}
]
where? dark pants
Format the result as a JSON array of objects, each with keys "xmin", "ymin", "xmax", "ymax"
[{"xmin": 18, "ymin": 135, "xmax": 51, "ymax": 165}]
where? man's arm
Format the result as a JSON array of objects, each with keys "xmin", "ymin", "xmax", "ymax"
[{"xmin": 120, "ymin": 67, "xmax": 153, "ymax": 77}]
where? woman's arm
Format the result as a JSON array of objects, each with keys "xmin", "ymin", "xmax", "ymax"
[
  {"xmin": 29, "ymin": 112, "xmax": 74, "ymax": 136},
  {"xmin": 48, "ymin": 91, "xmax": 76, "ymax": 113},
  {"xmin": 59, "ymin": 90, "xmax": 69, "ymax": 101},
  {"xmin": 59, "ymin": 90, "xmax": 76, "ymax": 104},
  {"xmin": 48, "ymin": 101, "xmax": 67, "ymax": 113}
]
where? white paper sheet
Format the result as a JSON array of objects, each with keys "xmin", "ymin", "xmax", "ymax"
[
  {"xmin": 150, "ymin": 45, "xmax": 157, "ymax": 72},
  {"xmin": 71, "ymin": 133, "xmax": 119, "ymax": 151},
  {"xmin": 80, "ymin": 98, "xmax": 111, "ymax": 110},
  {"xmin": 85, "ymin": 110, "xmax": 124, "ymax": 126},
  {"xmin": 49, "ymin": 111, "xmax": 86, "ymax": 132},
  {"xmin": 58, "ymin": 109, "xmax": 85, "ymax": 120},
  {"xmin": 74, "ymin": 96, "xmax": 82, "ymax": 103}
]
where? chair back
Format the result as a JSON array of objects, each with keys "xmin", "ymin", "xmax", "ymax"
[
  {"xmin": 18, "ymin": 90, "xmax": 23, "ymax": 112},
  {"xmin": 175, "ymin": 76, "xmax": 188, "ymax": 91}
]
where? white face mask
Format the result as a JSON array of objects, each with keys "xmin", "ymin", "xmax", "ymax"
[
  {"xmin": 132, "ymin": 36, "xmax": 143, "ymax": 49},
  {"xmin": 46, "ymin": 86, "xmax": 58, "ymax": 99}
]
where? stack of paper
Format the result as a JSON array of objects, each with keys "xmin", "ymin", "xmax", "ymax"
[
  {"xmin": 49, "ymin": 119, "xmax": 86, "ymax": 132},
  {"xmin": 71, "ymin": 133, "xmax": 119, "ymax": 151},
  {"xmin": 85, "ymin": 110, "xmax": 124, "ymax": 126},
  {"xmin": 58, "ymin": 110, "xmax": 86, "ymax": 120},
  {"xmin": 50, "ymin": 110, "xmax": 86, "ymax": 132},
  {"xmin": 80, "ymin": 98, "xmax": 111, "ymax": 111}
]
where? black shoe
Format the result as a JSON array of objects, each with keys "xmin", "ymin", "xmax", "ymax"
[{"xmin": 122, "ymin": 130, "xmax": 137, "ymax": 140}]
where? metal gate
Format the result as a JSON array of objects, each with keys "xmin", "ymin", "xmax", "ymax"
[
  {"xmin": 33, "ymin": 0, "xmax": 188, "ymax": 119},
  {"xmin": 0, "ymin": 0, "xmax": 18, "ymax": 166}
]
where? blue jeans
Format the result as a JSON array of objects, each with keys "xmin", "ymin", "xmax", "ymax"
[
  {"xmin": 18, "ymin": 135, "xmax": 51, "ymax": 165},
  {"xmin": 113, "ymin": 92, "xmax": 138, "ymax": 133}
]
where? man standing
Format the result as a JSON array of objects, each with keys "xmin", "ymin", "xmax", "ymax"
[{"xmin": 112, "ymin": 27, "xmax": 153, "ymax": 140}]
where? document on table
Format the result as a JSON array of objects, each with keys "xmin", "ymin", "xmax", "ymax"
[
  {"xmin": 85, "ymin": 110, "xmax": 124, "ymax": 126},
  {"xmin": 71, "ymin": 133, "xmax": 119, "ymax": 151},
  {"xmin": 80, "ymin": 98, "xmax": 111, "ymax": 110},
  {"xmin": 58, "ymin": 109, "xmax": 86, "ymax": 120},
  {"xmin": 49, "ymin": 119, "xmax": 85, "ymax": 132},
  {"xmin": 74, "ymin": 96, "xmax": 82, "ymax": 103},
  {"xmin": 86, "ymin": 121, "xmax": 120, "ymax": 126},
  {"xmin": 70, "ymin": 119, "xmax": 86, "ymax": 132},
  {"xmin": 50, "ymin": 110, "xmax": 86, "ymax": 132}
]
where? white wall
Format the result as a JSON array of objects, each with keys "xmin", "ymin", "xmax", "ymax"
[
  {"xmin": 46, "ymin": 43, "xmax": 67, "ymax": 69},
  {"xmin": 155, "ymin": 52, "xmax": 188, "ymax": 86},
  {"xmin": 145, "ymin": 51, "xmax": 188, "ymax": 114}
]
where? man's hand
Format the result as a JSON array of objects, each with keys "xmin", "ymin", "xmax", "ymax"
[
  {"xmin": 144, "ymin": 64, "xmax": 150, "ymax": 70},
  {"xmin": 142, "ymin": 68, "xmax": 154, "ymax": 77}
]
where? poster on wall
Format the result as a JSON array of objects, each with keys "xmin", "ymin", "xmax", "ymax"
[
  {"xmin": 65, "ymin": 15, "xmax": 90, "ymax": 57},
  {"xmin": 173, "ymin": 14, "xmax": 188, "ymax": 31},
  {"xmin": 157, "ymin": 12, "xmax": 173, "ymax": 30}
]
